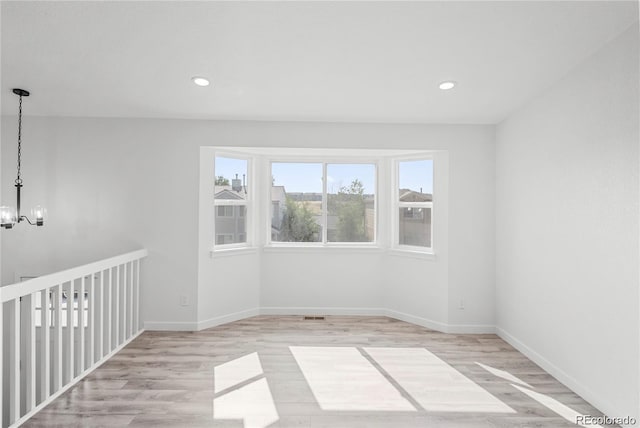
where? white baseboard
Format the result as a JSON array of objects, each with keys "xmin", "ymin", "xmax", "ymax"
[
  {"xmin": 496, "ymin": 327, "xmax": 635, "ymax": 428},
  {"xmin": 144, "ymin": 320, "xmax": 199, "ymax": 331},
  {"xmin": 144, "ymin": 307, "xmax": 494, "ymax": 334},
  {"xmin": 259, "ymin": 306, "xmax": 386, "ymax": 316},
  {"xmin": 383, "ymin": 309, "xmax": 449, "ymax": 332},
  {"xmin": 198, "ymin": 308, "xmax": 261, "ymax": 331},
  {"xmin": 384, "ymin": 310, "xmax": 495, "ymax": 334},
  {"xmin": 445, "ymin": 323, "xmax": 496, "ymax": 334}
]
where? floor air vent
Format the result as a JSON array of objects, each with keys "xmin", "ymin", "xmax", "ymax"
[{"xmin": 303, "ymin": 316, "xmax": 326, "ymax": 320}]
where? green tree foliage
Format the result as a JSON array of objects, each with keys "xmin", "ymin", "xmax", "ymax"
[
  {"xmin": 215, "ymin": 176, "xmax": 230, "ymax": 186},
  {"xmin": 329, "ymin": 179, "xmax": 368, "ymax": 242},
  {"xmin": 281, "ymin": 198, "xmax": 320, "ymax": 242}
]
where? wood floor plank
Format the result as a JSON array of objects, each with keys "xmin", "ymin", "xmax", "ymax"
[{"xmin": 24, "ymin": 316, "xmax": 616, "ymax": 427}]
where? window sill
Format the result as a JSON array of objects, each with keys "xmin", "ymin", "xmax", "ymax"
[
  {"xmin": 388, "ymin": 248, "xmax": 436, "ymax": 261},
  {"xmin": 209, "ymin": 247, "xmax": 259, "ymax": 258},
  {"xmin": 262, "ymin": 245, "xmax": 384, "ymax": 255}
]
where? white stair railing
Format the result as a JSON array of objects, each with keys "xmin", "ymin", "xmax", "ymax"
[{"xmin": 0, "ymin": 249, "xmax": 148, "ymax": 428}]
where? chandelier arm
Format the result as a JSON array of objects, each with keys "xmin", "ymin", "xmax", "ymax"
[{"xmin": 19, "ymin": 215, "xmax": 37, "ymax": 226}]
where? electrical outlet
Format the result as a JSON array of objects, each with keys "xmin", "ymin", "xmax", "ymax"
[
  {"xmin": 180, "ymin": 294, "xmax": 189, "ymax": 307},
  {"xmin": 459, "ymin": 299, "xmax": 465, "ymax": 310}
]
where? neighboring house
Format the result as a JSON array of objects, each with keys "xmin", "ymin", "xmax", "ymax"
[
  {"xmin": 215, "ymin": 181, "xmax": 292, "ymax": 243},
  {"xmin": 399, "ymin": 189, "xmax": 432, "ymax": 203},
  {"xmin": 398, "ymin": 189, "xmax": 432, "ymax": 247},
  {"xmin": 214, "ymin": 181, "xmax": 247, "ymax": 244}
]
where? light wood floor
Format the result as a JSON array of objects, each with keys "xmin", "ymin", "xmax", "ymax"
[{"xmin": 25, "ymin": 316, "xmax": 613, "ymax": 427}]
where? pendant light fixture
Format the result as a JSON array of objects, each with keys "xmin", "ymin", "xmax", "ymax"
[{"xmin": 0, "ymin": 89, "xmax": 46, "ymax": 229}]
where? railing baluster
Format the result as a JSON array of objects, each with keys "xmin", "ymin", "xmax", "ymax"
[
  {"xmin": 79, "ymin": 276, "xmax": 85, "ymax": 373},
  {"xmin": 54, "ymin": 285, "xmax": 63, "ymax": 392},
  {"xmin": 67, "ymin": 280, "xmax": 75, "ymax": 382},
  {"xmin": 107, "ymin": 268, "xmax": 112, "ymax": 353},
  {"xmin": 9, "ymin": 298, "xmax": 20, "ymax": 423},
  {"xmin": 41, "ymin": 287, "xmax": 51, "ymax": 402},
  {"xmin": 99, "ymin": 270, "xmax": 104, "ymax": 359},
  {"xmin": 115, "ymin": 265, "xmax": 120, "ymax": 347},
  {"xmin": 0, "ymin": 299, "xmax": 3, "ymax": 428},
  {"xmin": 25, "ymin": 293, "xmax": 37, "ymax": 412},
  {"xmin": 89, "ymin": 273, "xmax": 95, "ymax": 367},
  {"xmin": 129, "ymin": 261, "xmax": 134, "ymax": 337},
  {"xmin": 123, "ymin": 262, "xmax": 128, "ymax": 341},
  {"xmin": 135, "ymin": 259, "xmax": 140, "ymax": 333}
]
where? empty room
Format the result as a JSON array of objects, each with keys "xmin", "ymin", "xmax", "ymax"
[{"xmin": 0, "ymin": 1, "xmax": 638, "ymax": 427}]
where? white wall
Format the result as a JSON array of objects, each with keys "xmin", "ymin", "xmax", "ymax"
[
  {"xmin": 196, "ymin": 125, "xmax": 495, "ymax": 330},
  {"xmin": 496, "ymin": 23, "xmax": 639, "ymax": 423},
  {"xmin": 1, "ymin": 118, "xmax": 495, "ymax": 332},
  {"xmin": 0, "ymin": 117, "xmax": 203, "ymax": 327}
]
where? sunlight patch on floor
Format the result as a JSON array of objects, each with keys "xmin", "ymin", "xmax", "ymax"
[
  {"xmin": 476, "ymin": 362, "xmax": 532, "ymax": 388},
  {"xmin": 213, "ymin": 378, "xmax": 279, "ymax": 428},
  {"xmin": 511, "ymin": 384, "xmax": 602, "ymax": 428},
  {"xmin": 365, "ymin": 347, "xmax": 515, "ymax": 413},
  {"xmin": 213, "ymin": 353, "xmax": 279, "ymax": 428},
  {"xmin": 290, "ymin": 346, "xmax": 416, "ymax": 411},
  {"xmin": 214, "ymin": 352, "xmax": 264, "ymax": 393}
]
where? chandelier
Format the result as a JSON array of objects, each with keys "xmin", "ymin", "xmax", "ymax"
[{"xmin": 0, "ymin": 89, "xmax": 46, "ymax": 229}]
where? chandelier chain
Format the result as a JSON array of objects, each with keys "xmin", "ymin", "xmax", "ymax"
[{"xmin": 15, "ymin": 95, "xmax": 23, "ymax": 186}]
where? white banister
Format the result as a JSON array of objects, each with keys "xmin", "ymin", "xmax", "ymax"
[
  {"xmin": 106, "ymin": 268, "xmax": 112, "ymax": 354},
  {"xmin": 10, "ymin": 299, "xmax": 20, "ymax": 424},
  {"xmin": 115, "ymin": 265, "xmax": 120, "ymax": 347},
  {"xmin": 0, "ymin": 249, "xmax": 148, "ymax": 428},
  {"xmin": 89, "ymin": 274, "xmax": 95, "ymax": 367},
  {"xmin": 0, "ymin": 297, "xmax": 3, "ymax": 428},
  {"xmin": 66, "ymin": 280, "xmax": 74, "ymax": 383},
  {"xmin": 135, "ymin": 260, "xmax": 140, "ymax": 332},
  {"xmin": 53, "ymin": 285, "xmax": 62, "ymax": 392},
  {"xmin": 26, "ymin": 293, "xmax": 36, "ymax": 412},
  {"xmin": 123, "ymin": 263, "xmax": 128, "ymax": 342},
  {"xmin": 40, "ymin": 287, "xmax": 51, "ymax": 403},
  {"xmin": 128, "ymin": 262, "xmax": 133, "ymax": 340},
  {"xmin": 98, "ymin": 270, "xmax": 104, "ymax": 359}
]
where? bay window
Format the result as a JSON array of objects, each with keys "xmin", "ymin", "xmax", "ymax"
[{"xmin": 209, "ymin": 149, "xmax": 435, "ymax": 255}]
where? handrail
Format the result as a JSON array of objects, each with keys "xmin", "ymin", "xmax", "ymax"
[
  {"xmin": 0, "ymin": 249, "xmax": 148, "ymax": 302},
  {"xmin": 1, "ymin": 248, "xmax": 149, "ymax": 428}
]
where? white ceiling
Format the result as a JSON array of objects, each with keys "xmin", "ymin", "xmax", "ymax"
[{"xmin": 1, "ymin": 1, "xmax": 637, "ymax": 124}]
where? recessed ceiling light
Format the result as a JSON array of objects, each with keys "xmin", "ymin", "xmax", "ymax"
[
  {"xmin": 439, "ymin": 81, "xmax": 456, "ymax": 90},
  {"xmin": 192, "ymin": 76, "xmax": 210, "ymax": 87}
]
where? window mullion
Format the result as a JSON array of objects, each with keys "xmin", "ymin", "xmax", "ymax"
[{"xmin": 322, "ymin": 162, "xmax": 328, "ymax": 244}]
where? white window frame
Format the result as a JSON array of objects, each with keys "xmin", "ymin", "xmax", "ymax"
[
  {"xmin": 266, "ymin": 157, "xmax": 379, "ymax": 248},
  {"xmin": 393, "ymin": 156, "xmax": 434, "ymax": 253},
  {"xmin": 213, "ymin": 152, "xmax": 252, "ymax": 250}
]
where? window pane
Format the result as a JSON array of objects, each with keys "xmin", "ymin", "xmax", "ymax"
[
  {"xmin": 215, "ymin": 206, "xmax": 247, "ymax": 245},
  {"xmin": 327, "ymin": 164, "xmax": 375, "ymax": 243},
  {"xmin": 399, "ymin": 160, "xmax": 433, "ymax": 202},
  {"xmin": 399, "ymin": 207, "xmax": 431, "ymax": 247},
  {"xmin": 215, "ymin": 157, "xmax": 248, "ymax": 200},
  {"xmin": 271, "ymin": 163, "xmax": 322, "ymax": 242}
]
